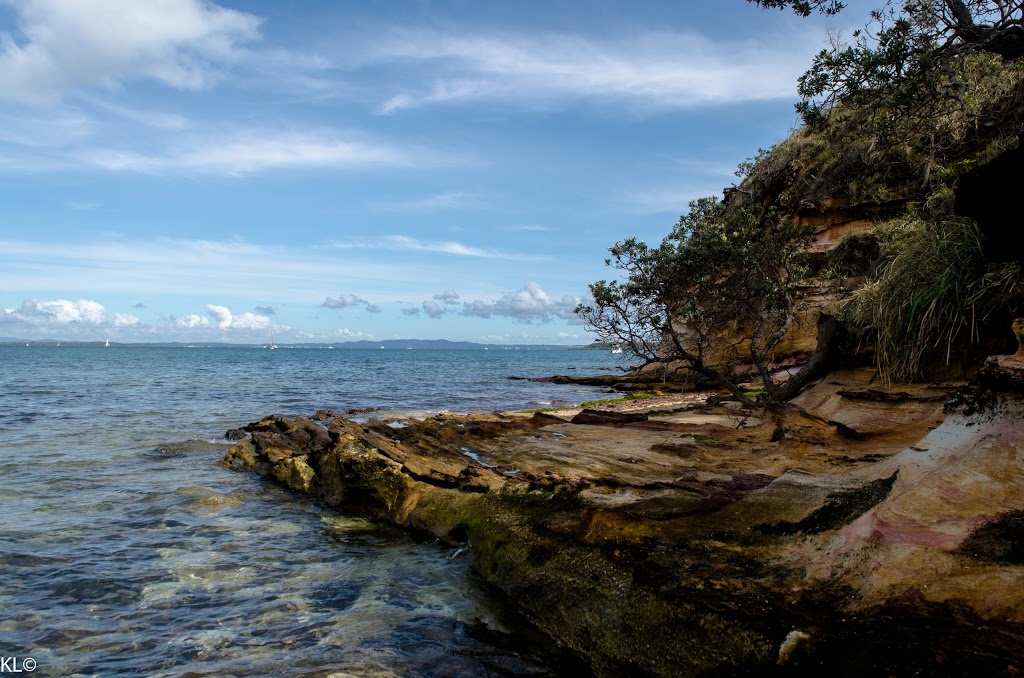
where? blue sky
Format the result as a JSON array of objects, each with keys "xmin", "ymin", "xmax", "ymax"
[{"xmin": 0, "ymin": 0, "xmax": 868, "ymax": 344}]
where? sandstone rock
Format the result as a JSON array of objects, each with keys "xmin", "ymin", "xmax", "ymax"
[
  {"xmin": 223, "ymin": 367, "xmax": 1024, "ymax": 676},
  {"xmin": 570, "ymin": 409, "xmax": 648, "ymax": 425}
]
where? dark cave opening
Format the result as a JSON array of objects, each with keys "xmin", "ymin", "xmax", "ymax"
[{"xmin": 954, "ymin": 136, "xmax": 1024, "ymax": 265}]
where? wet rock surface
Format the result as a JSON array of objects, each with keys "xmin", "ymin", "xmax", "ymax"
[{"xmin": 225, "ymin": 362, "xmax": 1024, "ymax": 676}]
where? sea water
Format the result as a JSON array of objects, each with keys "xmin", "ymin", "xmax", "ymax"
[{"xmin": 0, "ymin": 345, "xmax": 621, "ymax": 676}]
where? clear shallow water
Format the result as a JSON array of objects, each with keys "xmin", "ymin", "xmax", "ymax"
[{"xmin": 0, "ymin": 346, "xmax": 621, "ymax": 676}]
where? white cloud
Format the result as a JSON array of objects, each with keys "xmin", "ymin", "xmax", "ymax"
[
  {"xmin": 388, "ymin": 235, "xmax": 498, "ymax": 258},
  {"xmin": 227, "ymin": 311, "xmax": 272, "ymax": 330},
  {"xmin": 376, "ymin": 190, "xmax": 480, "ymax": 211},
  {"xmin": 0, "ymin": 107, "xmax": 95, "ymax": 148},
  {"xmin": 113, "ymin": 312, "xmax": 140, "ymax": 327},
  {"xmin": 0, "ymin": 0, "xmax": 261, "ymax": 105},
  {"xmin": 204, "ymin": 303, "xmax": 271, "ymax": 331},
  {"xmin": 206, "ymin": 303, "xmax": 233, "ymax": 329},
  {"xmin": 175, "ymin": 313, "xmax": 209, "ymax": 328},
  {"xmin": 335, "ymin": 327, "xmax": 374, "ymax": 340},
  {"xmin": 505, "ymin": 224, "xmax": 553, "ymax": 232},
  {"xmin": 334, "ymin": 235, "xmax": 529, "ymax": 260},
  {"xmin": 433, "ymin": 289, "xmax": 460, "ymax": 304},
  {"xmin": 621, "ymin": 182, "xmax": 728, "ymax": 214},
  {"xmin": 0, "ymin": 297, "xmax": 150, "ymax": 337},
  {"xmin": 323, "ymin": 293, "xmax": 367, "ymax": 309},
  {"xmin": 402, "ymin": 307, "xmax": 420, "ymax": 316},
  {"xmin": 84, "ymin": 130, "xmax": 431, "ymax": 176},
  {"xmin": 81, "ymin": 96, "xmax": 191, "ymax": 131},
  {"xmin": 14, "ymin": 298, "xmax": 105, "ymax": 324},
  {"xmin": 463, "ymin": 282, "xmax": 580, "ymax": 324},
  {"xmin": 0, "ymin": 237, "xmax": 428, "ymax": 302},
  {"xmin": 422, "ymin": 300, "xmax": 445, "ymax": 319},
  {"xmin": 322, "ymin": 293, "xmax": 382, "ymax": 315},
  {"xmin": 363, "ymin": 27, "xmax": 819, "ymax": 113}
]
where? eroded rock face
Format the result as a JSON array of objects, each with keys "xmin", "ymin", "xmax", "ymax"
[{"xmin": 225, "ymin": 363, "xmax": 1024, "ymax": 676}]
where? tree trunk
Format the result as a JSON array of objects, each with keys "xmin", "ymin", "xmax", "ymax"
[{"xmin": 770, "ymin": 313, "xmax": 845, "ymax": 403}]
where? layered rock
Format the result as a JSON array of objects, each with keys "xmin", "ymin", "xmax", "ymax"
[{"xmin": 225, "ymin": 356, "xmax": 1024, "ymax": 675}]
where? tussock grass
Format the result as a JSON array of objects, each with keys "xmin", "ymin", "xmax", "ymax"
[{"xmin": 844, "ymin": 203, "xmax": 1020, "ymax": 382}]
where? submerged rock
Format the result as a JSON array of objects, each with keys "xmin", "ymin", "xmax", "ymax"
[{"xmin": 225, "ymin": 359, "xmax": 1024, "ymax": 676}]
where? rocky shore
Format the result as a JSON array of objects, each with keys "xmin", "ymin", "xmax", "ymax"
[{"xmin": 224, "ymin": 355, "xmax": 1024, "ymax": 676}]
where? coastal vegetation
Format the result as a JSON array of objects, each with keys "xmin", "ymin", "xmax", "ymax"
[{"xmin": 580, "ymin": 0, "xmax": 1024, "ymax": 394}]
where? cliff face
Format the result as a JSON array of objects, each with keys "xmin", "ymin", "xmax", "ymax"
[
  {"xmin": 703, "ymin": 55, "xmax": 1024, "ymax": 381},
  {"xmin": 225, "ymin": 348, "xmax": 1024, "ymax": 675}
]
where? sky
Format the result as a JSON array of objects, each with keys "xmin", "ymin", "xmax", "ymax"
[{"xmin": 0, "ymin": 0, "xmax": 871, "ymax": 344}]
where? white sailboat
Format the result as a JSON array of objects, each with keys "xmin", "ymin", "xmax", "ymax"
[
  {"xmin": 611, "ymin": 344, "xmax": 623, "ymax": 354},
  {"xmin": 104, "ymin": 338, "xmax": 110, "ymax": 348},
  {"xmin": 267, "ymin": 330, "xmax": 277, "ymax": 350}
]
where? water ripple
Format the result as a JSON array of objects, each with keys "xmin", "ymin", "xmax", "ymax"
[{"xmin": 0, "ymin": 346, "xmax": 618, "ymax": 675}]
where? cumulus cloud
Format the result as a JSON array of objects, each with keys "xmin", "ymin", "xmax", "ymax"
[
  {"xmin": 204, "ymin": 303, "xmax": 271, "ymax": 330},
  {"xmin": 175, "ymin": 313, "xmax": 209, "ymax": 328},
  {"xmin": 335, "ymin": 327, "xmax": 374, "ymax": 340},
  {"xmin": 402, "ymin": 307, "xmax": 421, "ymax": 316},
  {"xmin": 206, "ymin": 303, "xmax": 233, "ymax": 329},
  {"xmin": 422, "ymin": 300, "xmax": 445, "ymax": 319},
  {"xmin": 323, "ymin": 293, "xmax": 381, "ymax": 314},
  {"xmin": 254, "ymin": 305, "xmax": 277, "ymax": 315},
  {"xmin": 13, "ymin": 298, "xmax": 105, "ymax": 324},
  {"xmin": 323, "ymin": 293, "xmax": 368, "ymax": 309},
  {"xmin": 0, "ymin": 0, "xmax": 261, "ymax": 106},
  {"xmin": 433, "ymin": 289, "xmax": 460, "ymax": 304},
  {"xmin": 462, "ymin": 282, "xmax": 580, "ymax": 324},
  {"xmin": 113, "ymin": 313, "xmax": 140, "ymax": 327}
]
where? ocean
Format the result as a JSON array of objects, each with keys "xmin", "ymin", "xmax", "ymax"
[{"xmin": 0, "ymin": 345, "xmax": 622, "ymax": 676}]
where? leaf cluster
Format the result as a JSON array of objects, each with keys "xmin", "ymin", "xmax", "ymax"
[
  {"xmin": 737, "ymin": 51, "xmax": 1024, "ymax": 213},
  {"xmin": 577, "ymin": 197, "xmax": 813, "ymax": 401},
  {"xmin": 753, "ymin": 1, "xmax": 1024, "ymax": 136}
]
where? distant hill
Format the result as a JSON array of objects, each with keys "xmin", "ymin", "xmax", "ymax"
[{"xmin": 0, "ymin": 338, "xmax": 580, "ymax": 350}]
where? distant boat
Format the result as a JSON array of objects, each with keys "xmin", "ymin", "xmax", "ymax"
[
  {"xmin": 104, "ymin": 338, "xmax": 110, "ymax": 348},
  {"xmin": 267, "ymin": 330, "xmax": 277, "ymax": 350},
  {"xmin": 611, "ymin": 345, "xmax": 623, "ymax": 354}
]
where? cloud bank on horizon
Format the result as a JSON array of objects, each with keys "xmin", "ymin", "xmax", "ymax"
[{"xmin": 0, "ymin": 0, "xmax": 851, "ymax": 343}]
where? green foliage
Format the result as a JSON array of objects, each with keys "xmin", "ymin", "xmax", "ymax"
[
  {"xmin": 749, "ymin": 0, "xmax": 846, "ymax": 15},
  {"xmin": 824, "ymin": 233, "xmax": 881, "ymax": 278},
  {"xmin": 844, "ymin": 197, "xmax": 1021, "ymax": 382},
  {"xmin": 736, "ymin": 52, "xmax": 1024, "ymax": 213},
  {"xmin": 576, "ymin": 196, "xmax": 813, "ymax": 402},
  {"xmin": 750, "ymin": 1, "xmax": 1024, "ymax": 133}
]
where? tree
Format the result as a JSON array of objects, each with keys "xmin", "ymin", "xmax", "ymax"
[
  {"xmin": 749, "ymin": 1, "xmax": 1024, "ymax": 128},
  {"xmin": 576, "ymin": 197, "xmax": 835, "ymax": 406}
]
